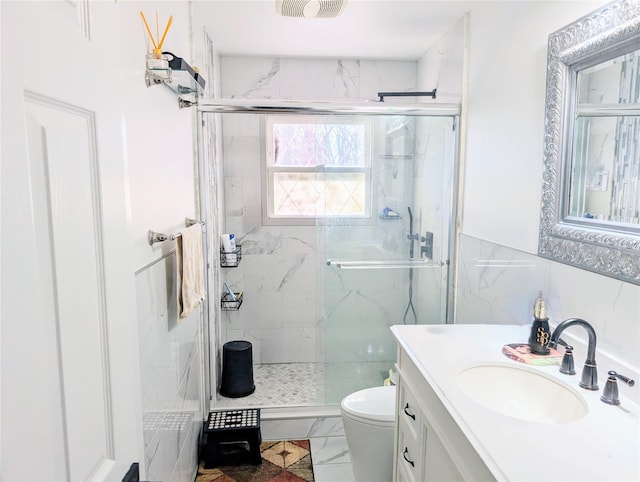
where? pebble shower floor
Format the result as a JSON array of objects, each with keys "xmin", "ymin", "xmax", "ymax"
[{"xmin": 214, "ymin": 361, "xmax": 393, "ymax": 408}]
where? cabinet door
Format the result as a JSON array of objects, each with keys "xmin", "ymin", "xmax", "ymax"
[
  {"xmin": 397, "ymin": 416, "xmax": 421, "ymax": 482},
  {"xmin": 423, "ymin": 419, "xmax": 464, "ymax": 482}
]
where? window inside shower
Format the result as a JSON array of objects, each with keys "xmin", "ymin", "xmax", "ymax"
[
  {"xmin": 263, "ymin": 115, "xmax": 372, "ymax": 223},
  {"xmin": 213, "ymin": 110, "xmax": 457, "ymax": 411}
]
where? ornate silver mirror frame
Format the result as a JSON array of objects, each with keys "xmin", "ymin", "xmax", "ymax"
[{"xmin": 539, "ymin": 0, "xmax": 640, "ymax": 285}]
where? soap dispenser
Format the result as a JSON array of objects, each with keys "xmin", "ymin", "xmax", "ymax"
[{"xmin": 529, "ymin": 292, "xmax": 551, "ymax": 355}]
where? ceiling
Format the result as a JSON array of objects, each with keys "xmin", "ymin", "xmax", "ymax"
[{"xmin": 192, "ymin": 0, "xmax": 476, "ymax": 60}]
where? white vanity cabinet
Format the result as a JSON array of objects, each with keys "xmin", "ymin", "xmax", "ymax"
[{"xmin": 393, "ymin": 344, "xmax": 495, "ymax": 482}]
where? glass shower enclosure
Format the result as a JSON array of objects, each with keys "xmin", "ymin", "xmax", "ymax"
[{"xmin": 198, "ymin": 100, "xmax": 459, "ymax": 411}]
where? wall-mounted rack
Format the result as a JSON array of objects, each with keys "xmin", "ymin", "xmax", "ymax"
[
  {"xmin": 221, "ymin": 291, "xmax": 243, "ymax": 311},
  {"xmin": 148, "ymin": 217, "xmax": 204, "ymax": 246},
  {"xmin": 145, "ymin": 52, "xmax": 206, "ymax": 108},
  {"xmin": 220, "ymin": 245, "xmax": 242, "ymax": 268}
]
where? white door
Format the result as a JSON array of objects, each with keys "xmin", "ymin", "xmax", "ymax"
[{"xmin": 1, "ymin": 1, "xmax": 142, "ymax": 480}]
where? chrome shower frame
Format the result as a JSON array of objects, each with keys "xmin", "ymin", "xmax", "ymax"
[{"xmin": 196, "ymin": 97, "xmax": 461, "ymax": 412}]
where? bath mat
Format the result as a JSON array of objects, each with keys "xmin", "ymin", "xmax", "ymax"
[{"xmin": 195, "ymin": 439, "xmax": 314, "ymax": 482}]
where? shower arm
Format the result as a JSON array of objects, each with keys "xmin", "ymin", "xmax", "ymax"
[{"xmin": 378, "ymin": 89, "xmax": 437, "ymax": 102}]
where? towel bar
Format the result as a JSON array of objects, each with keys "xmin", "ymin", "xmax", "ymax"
[{"xmin": 148, "ymin": 217, "xmax": 204, "ymax": 246}]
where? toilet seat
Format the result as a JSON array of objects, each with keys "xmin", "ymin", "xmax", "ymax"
[{"xmin": 340, "ymin": 386, "xmax": 396, "ymax": 425}]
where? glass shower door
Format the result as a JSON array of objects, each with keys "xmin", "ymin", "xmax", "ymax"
[{"xmin": 318, "ymin": 114, "xmax": 457, "ymax": 405}]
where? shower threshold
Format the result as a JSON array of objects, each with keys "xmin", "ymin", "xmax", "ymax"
[{"xmin": 211, "ymin": 361, "xmax": 393, "ymax": 412}]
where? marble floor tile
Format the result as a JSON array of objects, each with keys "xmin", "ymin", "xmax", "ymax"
[{"xmin": 310, "ymin": 436, "xmax": 351, "ymax": 465}]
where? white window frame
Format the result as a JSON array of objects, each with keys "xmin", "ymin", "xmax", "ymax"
[{"xmin": 261, "ymin": 114, "xmax": 373, "ymax": 226}]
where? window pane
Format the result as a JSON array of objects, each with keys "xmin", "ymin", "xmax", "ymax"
[
  {"xmin": 273, "ymin": 171, "xmax": 366, "ymax": 216},
  {"xmin": 273, "ymin": 122, "xmax": 366, "ymax": 167},
  {"xmin": 274, "ymin": 124, "xmax": 319, "ymax": 167}
]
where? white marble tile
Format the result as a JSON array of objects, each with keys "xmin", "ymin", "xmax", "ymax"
[
  {"xmin": 307, "ymin": 417, "xmax": 345, "ymax": 437},
  {"xmin": 241, "ymin": 175, "xmax": 262, "ymax": 231},
  {"xmin": 220, "ymin": 57, "xmax": 281, "ymax": 98},
  {"xmin": 224, "ymin": 176, "xmax": 244, "ymax": 218},
  {"xmin": 169, "ymin": 423, "xmax": 200, "ymax": 482},
  {"xmin": 255, "ymin": 327, "xmax": 319, "ymax": 363},
  {"xmin": 135, "ymin": 252, "xmax": 203, "ymax": 482},
  {"xmin": 281, "ymin": 292, "xmax": 318, "ymax": 327},
  {"xmin": 313, "ymin": 462, "xmax": 355, "ymax": 482},
  {"xmin": 359, "ymin": 60, "xmax": 417, "ymax": 101},
  {"xmin": 261, "ymin": 418, "xmax": 318, "ymax": 441},
  {"xmin": 279, "ymin": 59, "xmax": 361, "ymax": 99},
  {"xmin": 241, "ymin": 227, "xmax": 284, "ymax": 255},
  {"xmin": 260, "ymin": 417, "xmax": 344, "ymax": 441},
  {"xmin": 279, "ymin": 226, "xmax": 318, "ymax": 255},
  {"xmin": 310, "ymin": 436, "xmax": 351, "ymax": 465},
  {"xmin": 240, "ymin": 292, "xmax": 283, "ymax": 329},
  {"xmin": 222, "ymin": 135, "xmax": 261, "ymax": 177}
]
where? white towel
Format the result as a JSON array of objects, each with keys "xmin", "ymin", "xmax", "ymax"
[{"xmin": 177, "ymin": 224, "xmax": 206, "ymax": 320}]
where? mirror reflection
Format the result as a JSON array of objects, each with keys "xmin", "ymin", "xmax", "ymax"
[{"xmin": 568, "ymin": 49, "xmax": 640, "ymax": 227}]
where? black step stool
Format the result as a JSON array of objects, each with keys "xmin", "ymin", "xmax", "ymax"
[{"xmin": 202, "ymin": 409, "xmax": 261, "ymax": 468}]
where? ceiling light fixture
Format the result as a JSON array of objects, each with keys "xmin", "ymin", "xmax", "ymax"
[{"xmin": 276, "ymin": 0, "xmax": 348, "ymax": 18}]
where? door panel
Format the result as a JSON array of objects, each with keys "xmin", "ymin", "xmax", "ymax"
[
  {"xmin": 25, "ymin": 96, "xmax": 115, "ymax": 480},
  {"xmin": 1, "ymin": 2, "xmax": 141, "ymax": 480}
]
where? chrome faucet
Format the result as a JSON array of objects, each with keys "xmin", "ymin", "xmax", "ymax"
[{"xmin": 550, "ymin": 318, "xmax": 598, "ymax": 390}]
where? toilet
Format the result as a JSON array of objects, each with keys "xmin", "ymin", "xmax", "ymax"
[{"xmin": 341, "ymin": 385, "xmax": 397, "ymax": 482}]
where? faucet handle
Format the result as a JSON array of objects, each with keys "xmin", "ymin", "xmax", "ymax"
[
  {"xmin": 600, "ymin": 370, "xmax": 636, "ymax": 405},
  {"xmin": 559, "ymin": 344, "xmax": 576, "ymax": 375}
]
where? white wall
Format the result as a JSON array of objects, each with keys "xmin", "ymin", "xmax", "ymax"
[
  {"xmin": 455, "ymin": 1, "xmax": 640, "ymax": 391},
  {"xmin": 116, "ymin": 2, "xmax": 205, "ymax": 481}
]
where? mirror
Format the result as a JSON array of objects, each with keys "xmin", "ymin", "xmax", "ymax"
[{"xmin": 539, "ymin": 0, "xmax": 640, "ymax": 285}]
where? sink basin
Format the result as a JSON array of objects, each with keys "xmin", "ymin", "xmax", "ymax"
[{"xmin": 457, "ymin": 363, "xmax": 588, "ymax": 424}]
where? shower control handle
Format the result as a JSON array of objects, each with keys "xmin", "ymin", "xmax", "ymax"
[
  {"xmin": 420, "ymin": 231, "xmax": 434, "ymax": 260},
  {"xmin": 403, "ymin": 403, "xmax": 416, "ymax": 420}
]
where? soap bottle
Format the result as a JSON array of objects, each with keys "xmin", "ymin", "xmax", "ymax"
[{"xmin": 529, "ymin": 291, "xmax": 551, "ymax": 355}]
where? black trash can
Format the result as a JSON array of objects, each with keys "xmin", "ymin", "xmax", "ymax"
[{"xmin": 220, "ymin": 340, "xmax": 255, "ymax": 398}]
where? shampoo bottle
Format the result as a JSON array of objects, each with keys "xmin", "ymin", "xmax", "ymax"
[
  {"xmin": 221, "ymin": 234, "xmax": 237, "ymax": 265},
  {"xmin": 529, "ymin": 291, "xmax": 551, "ymax": 355}
]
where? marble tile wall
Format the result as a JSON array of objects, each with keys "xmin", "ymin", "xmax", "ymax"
[
  {"xmin": 220, "ymin": 58, "xmax": 417, "ymax": 101},
  {"xmin": 219, "ymin": 57, "xmax": 442, "ymax": 366},
  {"xmin": 136, "ymin": 252, "xmax": 204, "ymax": 482},
  {"xmin": 456, "ymin": 233, "xmax": 640, "ymax": 402}
]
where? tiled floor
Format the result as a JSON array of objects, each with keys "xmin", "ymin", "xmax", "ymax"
[
  {"xmin": 309, "ymin": 435, "xmax": 354, "ymax": 482},
  {"xmin": 214, "ymin": 361, "xmax": 394, "ymax": 409},
  {"xmin": 258, "ymin": 415, "xmax": 355, "ymax": 481},
  {"xmin": 211, "ymin": 361, "xmax": 394, "ymax": 481}
]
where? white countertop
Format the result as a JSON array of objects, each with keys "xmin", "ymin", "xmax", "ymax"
[{"xmin": 391, "ymin": 324, "xmax": 640, "ymax": 482}]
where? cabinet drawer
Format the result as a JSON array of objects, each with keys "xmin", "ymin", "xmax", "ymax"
[
  {"xmin": 397, "ymin": 417, "xmax": 421, "ymax": 482},
  {"xmin": 399, "ymin": 380, "xmax": 421, "ymax": 438},
  {"xmin": 396, "ymin": 457, "xmax": 417, "ymax": 482}
]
